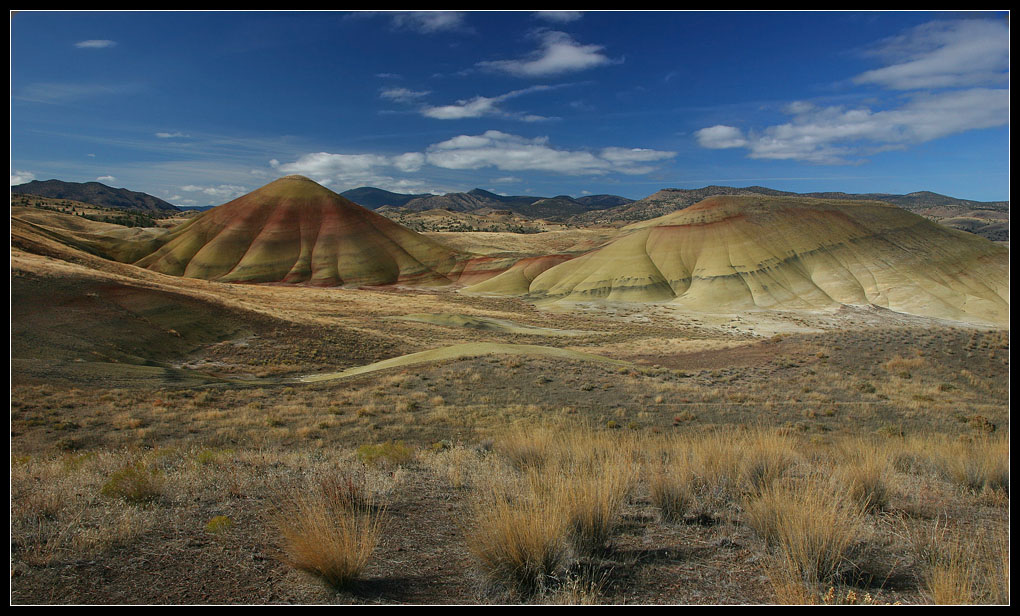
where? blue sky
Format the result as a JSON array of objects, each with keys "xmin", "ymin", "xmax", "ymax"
[{"xmin": 10, "ymin": 10, "xmax": 1010, "ymax": 206}]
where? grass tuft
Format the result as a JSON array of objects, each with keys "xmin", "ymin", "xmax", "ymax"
[{"xmin": 274, "ymin": 473, "xmax": 385, "ymax": 590}]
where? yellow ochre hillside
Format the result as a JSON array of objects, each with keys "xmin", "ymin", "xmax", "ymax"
[
  {"xmin": 132, "ymin": 175, "xmax": 468, "ymax": 286},
  {"xmin": 499, "ymin": 195, "xmax": 1008, "ymax": 325}
]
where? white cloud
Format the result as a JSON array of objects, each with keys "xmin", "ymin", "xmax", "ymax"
[
  {"xmin": 599, "ymin": 147, "xmax": 678, "ymax": 175},
  {"xmin": 600, "ymin": 147, "xmax": 678, "ymax": 164},
  {"xmin": 270, "ymin": 132, "xmax": 675, "ymax": 191},
  {"xmin": 534, "ymin": 11, "xmax": 583, "ymax": 23},
  {"xmin": 74, "ymin": 39, "xmax": 116, "ymax": 49},
  {"xmin": 423, "ymin": 96, "xmax": 502, "ymax": 120},
  {"xmin": 392, "ymin": 152, "xmax": 426, "ymax": 173},
  {"xmin": 695, "ymin": 89, "xmax": 1008, "ymax": 164},
  {"xmin": 155, "ymin": 131, "xmax": 189, "ymax": 139},
  {"xmin": 425, "ymin": 130, "xmax": 674, "ymax": 175},
  {"xmin": 478, "ymin": 31, "xmax": 618, "ymax": 77},
  {"xmin": 391, "ymin": 11, "xmax": 468, "ymax": 34},
  {"xmin": 11, "ymin": 170, "xmax": 35, "ymax": 185},
  {"xmin": 421, "ymin": 85, "xmax": 556, "ymax": 121},
  {"xmin": 694, "ymin": 20, "xmax": 1010, "ymax": 164},
  {"xmin": 695, "ymin": 125, "xmax": 749, "ymax": 149},
  {"xmin": 272, "ymin": 153, "xmax": 392, "ymax": 179},
  {"xmin": 96, "ymin": 175, "xmax": 116, "ymax": 182},
  {"xmin": 270, "ymin": 152, "xmax": 436, "ymax": 192},
  {"xmin": 379, "ymin": 87, "xmax": 431, "ymax": 103},
  {"xmin": 180, "ymin": 184, "xmax": 249, "ymax": 200},
  {"xmin": 854, "ymin": 19, "xmax": 1009, "ymax": 90}
]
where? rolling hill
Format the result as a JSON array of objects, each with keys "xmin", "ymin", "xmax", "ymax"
[
  {"xmin": 343, "ymin": 187, "xmax": 633, "ymax": 220},
  {"xmin": 339, "ymin": 186, "xmax": 434, "ymax": 209},
  {"xmin": 479, "ymin": 195, "xmax": 1008, "ymax": 325},
  {"xmin": 569, "ymin": 187, "xmax": 1010, "ymax": 242},
  {"xmin": 11, "ymin": 179, "xmax": 180, "ymax": 214},
  {"xmin": 130, "ymin": 175, "xmax": 470, "ymax": 286}
]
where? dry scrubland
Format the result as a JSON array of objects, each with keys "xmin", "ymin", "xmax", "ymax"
[
  {"xmin": 10, "ymin": 425, "xmax": 1009, "ymax": 604},
  {"xmin": 9, "ymin": 194, "xmax": 1010, "ymax": 604},
  {"xmin": 10, "ymin": 281, "xmax": 1009, "ymax": 604}
]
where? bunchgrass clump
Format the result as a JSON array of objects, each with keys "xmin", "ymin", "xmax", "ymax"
[
  {"xmin": 909, "ymin": 516, "xmax": 1009, "ymax": 604},
  {"xmin": 834, "ymin": 438, "xmax": 893, "ymax": 512},
  {"xmin": 744, "ymin": 478, "xmax": 867, "ymax": 590},
  {"xmin": 274, "ymin": 474, "xmax": 385, "ymax": 590},
  {"xmin": 936, "ymin": 435, "xmax": 1009, "ymax": 495},
  {"xmin": 356, "ymin": 440, "xmax": 414, "ymax": 468},
  {"xmin": 553, "ymin": 454, "xmax": 633, "ymax": 556},
  {"xmin": 649, "ymin": 429, "xmax": 796, "ymax": 524},
  {"xmin": 100, "ymin": 463, "xmax": 163, "ymax": 505},
  {"xmin": 466, "ymin": 479, "xmax": 569, "ymax": 598}
]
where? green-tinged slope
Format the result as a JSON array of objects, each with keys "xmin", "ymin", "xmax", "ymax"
[
  {"xmin": 299, "ymin": 342, "xmax": 629, "ymax": 382},
  {"xmin": 527, "ymin": 196, "xmax": 1009, "ymax": 325}
]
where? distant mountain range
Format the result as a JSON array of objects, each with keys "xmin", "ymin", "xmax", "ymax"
[
  {"xmin": 568, "ymin": 186, "xmax": 1009, "ymax": 227},
  {"xmin": 10, "ymin": 180, "xmax": 1007, "ymax": 242},
  {"xmin": 11, "ymin": 179, "xmax": 180, "ymax": 213},
  {"xmin": 340, "ymin": 186, "xmax": 633, "ymax": 220},
  {"xmin": 338, "ymin": 187, "xmax": 434, "ymax": 209}
]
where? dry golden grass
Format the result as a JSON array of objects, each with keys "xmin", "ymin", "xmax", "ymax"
[
  {"xmin": 494, "ymin": 423, "xmax": 560, "ymax": 471},
  {"xmin": 10, "ymin": 451, "xmax": 163, "ymax": 566},
  {"xmin": 466, "ymin": 426, "xmax": 636, "ymax": 596},
  {"xmin": 744, "ymin": 477, "xmax": 868, "ymax": 590},
  {"xmin": 9, "ymin": 425, "xmax": 1011, "ymax": 604},
  {"xmin": 550, "ymin": 450, "xmax": 634, "ymax": 556},
  {"xmin": 832, "ymin": 438, "xmax": 894, "ymax": 511},
  {"xmin": 937, "ymin": 435, "xmax": 1009, "ymax": 494},
  {"xmin": 466, "ymin": 477, "xmax": 570, "ymax": 598},
  {"xmin": 648, "ymin": 429, "xmax": 798, "ymax": 523},
  {"xmin": 909, "ymin": 516, "xmax": 1010, "ymax": 604},
  {"xmin": 273, "ymin": 473, "xmax": 386, "ymax": 590}
]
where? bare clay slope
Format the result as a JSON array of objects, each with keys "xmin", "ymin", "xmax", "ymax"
[
  {"xmin": 524, "ymin": 196, "xmax": 1009, "ymax": 325},
  {"xmin": 133, "ymin": 175, "xmax": 467, "ymax": 286}
]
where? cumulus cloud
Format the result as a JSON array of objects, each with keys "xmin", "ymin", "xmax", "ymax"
[
  {"xmin": 155, "ymin": 131, "xmax": 189, "ymax": 139},
  {"xmin": 391, "ymin": 152, "xmax": 426, "ymax": 173},
  {"xmin": 695, "ymin": 125, "xmax": 750, "ymax": 150},
  {"xmin": 74, "ymin": 39, "xmax": 116, "ymax": 49},
  {"xmin": 425, "ymin": 130, "xmax": 674, "ymax": 175},
  {"xmin": 272, "ymin": 153, "xmax": 391, "ymax": 179},
  {"xmin": 11, "ymin": 170, "xmax": 35, "ymax": 185},
  {"xmin": 854, "ymin": 19, "xmax": 1009, "ymax": 90},
  {"xmin": 270, "ymin": 131, "xmax": 675, "ymax": 190},
  {"xmin": 478, "ymin": 30, "xmax": 618, "ymax": 77},
  {"xmin": 391, "ymin": 11, "xmax": 468, "ymax": 34},
  {"xmin": 96, "ymin": 175, "xmax": 116, "ymax": 182},
  {"xmin": 421, "ymin": 85, "xmax": 557, "ymax": 121},
  {"xmin": 695, "ymin": 89, "xmax": 1008, "ymax": 164},
  {"xmin": 379, "ymin": 87, "xmax": 431, "ymax": 103},
  {"xmin": 269, "ymin": 151, "xmax": 436, "ymax": 193}
]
